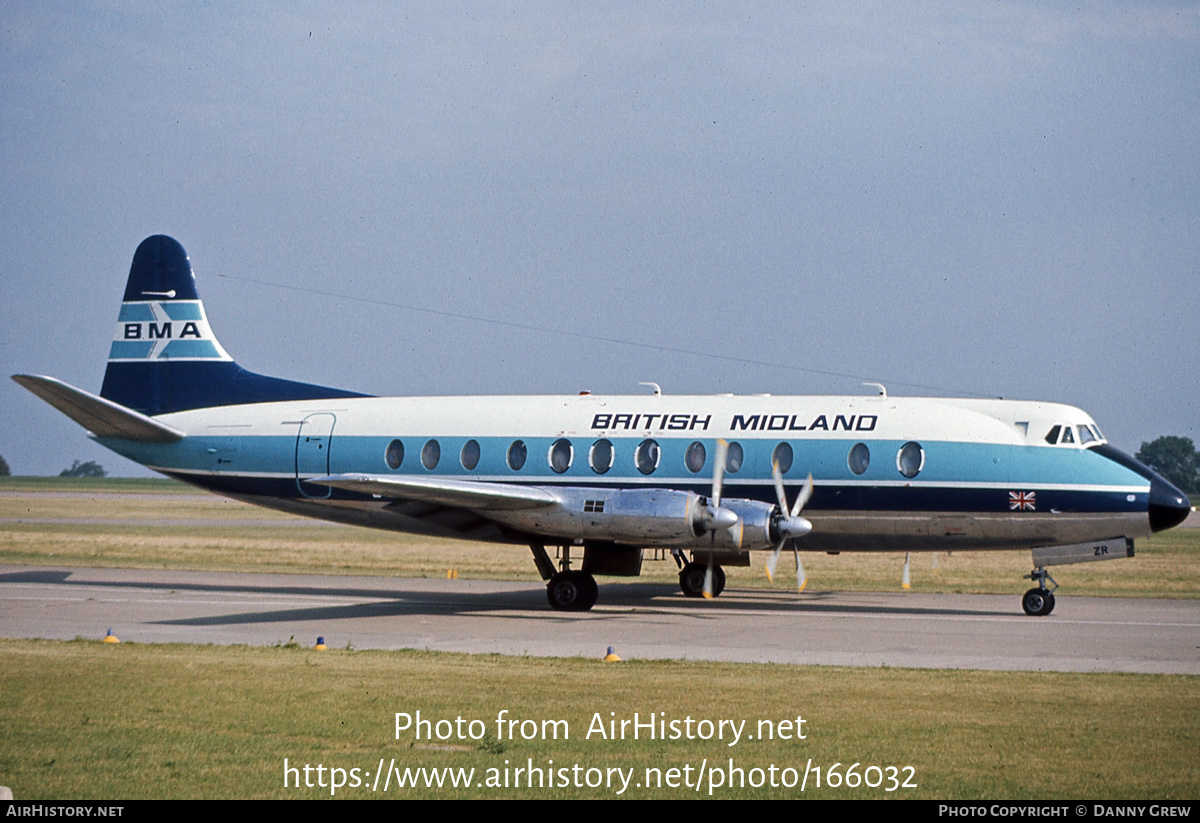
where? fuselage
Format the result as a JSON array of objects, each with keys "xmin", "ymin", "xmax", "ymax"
[{"xmin": 95, "ymin": 391, "xmax": 1168, "ymax": 553}]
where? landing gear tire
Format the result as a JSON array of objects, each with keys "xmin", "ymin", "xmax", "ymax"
[
  {"xmin": 679, "ymin": 562, "xmax": 725, "ymax": 598},
  {"xmin": 547, "ymin": 571, "xmax": 598, "ymax": 612},
  {"xmin": 1022, "ymin": 587, "xmax": 1055, "ymax": 616}
]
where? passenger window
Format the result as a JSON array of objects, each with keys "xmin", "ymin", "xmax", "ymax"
[
  {"xmin": 549, "ymin": 438, "xmax": 573, "ymax": 474},
  {"xmin": 421, "ymin": 439, "xmax": 441, "ymax": 470},
  {"xmin": 507, "ymin": 440, "xmax": 527, "ymax": 471},
  {"xmin": 848, "ymin": 442, "xmax": 870, "ymax": 475},
  {"xmin": 726, "ymin": 442, "xmax": 744, "ymax": 473},
  {"xmin": 772, "ymin": 442, "xmax": 793, "ymax": 474},
  {"xmin": 460, "ymin": 439, "xmax": 480, "ymax": 471},
  {"xmin": 1044, "ymin": 425, "xmax": 1061, "ymax": 445},
  {"xmin": 589, "ymin": 439, "xmax": 614, "ymax": 474},
  {"xmin": 635, "ymin": 439, "xmax": 660, "ymax": 475},
  {"xmin": 685, "ymin": 441, "xmax": 706, "ymax": 474},
  {"xmin": 385, "ymin": 439, "xmax": 404, "ymax": 470},
  {"xmin": 897, "ymin": 441, "xmax": 924, "ymax": 478}
]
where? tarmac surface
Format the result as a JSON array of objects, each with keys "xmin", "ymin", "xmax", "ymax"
[{"xmin": 2, "ymin": 565, "xmax": 1197, "ymax": 674}]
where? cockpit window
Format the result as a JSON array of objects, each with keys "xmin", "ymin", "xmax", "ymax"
[{"xmin": 1046, "ymin": 423, "xmax": 1103, "ymax": 447}]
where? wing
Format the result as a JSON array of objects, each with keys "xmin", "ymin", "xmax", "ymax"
[{"xmin": 309, "ymin": 473, "xmax": 561, "ymax": 511}]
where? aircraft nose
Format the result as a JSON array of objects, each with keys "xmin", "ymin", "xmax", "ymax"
[
  {"xmin": 1149, "ymin": 475, "xmax": 1192, "ymax": 533},
  {"xmin": 1092, "ymin": 444, "xmax": 1192, "ymax": 533}
]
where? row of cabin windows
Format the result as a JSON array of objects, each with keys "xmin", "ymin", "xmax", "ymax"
[{"xmin": 383, "ymin": 438, "xmax": 927, "ymax": 479}]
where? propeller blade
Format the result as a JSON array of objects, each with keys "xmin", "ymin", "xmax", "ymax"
[
  {"xmin": 765, "ymin": 541, "xmax": 783, "ymax": 582},
  {"xmin": 712, "ymin": 439, "xmax": 728, "ymax": 508},
  {"xmin": 702, "ymin": 556, "xmax": 714, "ymax": 599},
  {"xmin": 902, "ymin": 552, "xmax": 911, "ymax": 590},
  {"xmin": 791, "ymin": 473, "xmax": 814, "ymax": 518},
  {"xmin": 794, "ymin": 545, "xmax": 807, "ymax": 593},
  {"xmin": 771, "ymin": 460, "xmax": 788, "ymax": 512}
]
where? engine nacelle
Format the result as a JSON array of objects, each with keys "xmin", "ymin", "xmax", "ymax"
[
  {"xmin": 708, "ymin": 497, "xmax": 777, "ymax": 551},
  {"xmin": 483, "ymin": 487, "xmax": 780, "ymax": 551}
]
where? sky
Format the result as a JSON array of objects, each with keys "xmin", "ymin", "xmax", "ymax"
[{"xmin": 1, "ymin": 2, "xmax": 1197, "ymax": 477}]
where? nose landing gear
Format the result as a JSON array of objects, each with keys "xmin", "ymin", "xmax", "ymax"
[{"xmin": 1022, "ymin": 566, "xmax": 1058, "ymax": 616}]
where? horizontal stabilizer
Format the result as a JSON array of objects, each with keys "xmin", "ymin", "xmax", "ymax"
[
  {"xmin": 12, "ymin": 375, "xmax": 184, "ymax": 443},
  {"xmin": 309, "ymin": 473, "xmax": 560, "ymax": 510}
]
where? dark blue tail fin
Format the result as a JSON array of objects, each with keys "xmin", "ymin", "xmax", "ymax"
[{"xmin": 99, "ymin": 235, "xmax": 368, "ymax": 415}]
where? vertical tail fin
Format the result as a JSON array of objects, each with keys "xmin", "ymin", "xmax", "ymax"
[{"xmin": 99, "ymin": 235, "xmax": 367, "ymax": 415}]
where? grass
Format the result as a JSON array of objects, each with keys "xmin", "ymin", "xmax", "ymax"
[
  {"xmin": 0, "ymin": 476, "xmax": 192, "ymax": 493},
  {"xmin": 2, "ymin": 477, "xmax": 1196, "ymax": 800},
  {"xmin": 1, "ymin": 638, "xmax": 1197, "ymax": 800}
]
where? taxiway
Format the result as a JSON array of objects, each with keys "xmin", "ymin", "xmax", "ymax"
[{"xmin": 2, "ymin": 565, "xmax": 1196, "ymax": 674}]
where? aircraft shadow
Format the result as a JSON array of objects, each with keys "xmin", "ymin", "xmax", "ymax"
[{"xmin": 0, "ymin": 569, "xmax": 1018, "ymax": 625}]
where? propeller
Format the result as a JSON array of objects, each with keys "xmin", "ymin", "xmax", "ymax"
[
  {"xmin": 696, "ymin": 439, "xmax": 738, "ymax": 532},
  {"xmin": 702, "ymin": 440, "xmax": 737, "ymax": 598},
  {"xmin": 766, "ymin": 463, "xmax": 814, "ymax": 592}
]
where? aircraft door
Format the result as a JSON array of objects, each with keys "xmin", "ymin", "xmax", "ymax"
[{"xmin": 296, "ymin": 413, "xmax": 336, "ymax": 498}]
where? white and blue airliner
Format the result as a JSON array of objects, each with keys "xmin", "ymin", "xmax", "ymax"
[{"xmin": 14, "ymin": 236, "xmax": 1192, "ymax": 613}]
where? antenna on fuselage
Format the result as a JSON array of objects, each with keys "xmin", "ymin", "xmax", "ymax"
[
  {"xmin": 863, "ymin": 382, "xmax": 887, "ymax": 397},
  {"xmin": 638, "ymin": 382, "xmax": 663, "ymax": 396}
]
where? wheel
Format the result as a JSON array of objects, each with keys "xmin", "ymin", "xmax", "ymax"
[
  {"xmin": 679, "ymin": 562, "xmax": 725, "ymax": 598},
  {"xmin": 1022, "ymin": 587, "xmax": 1054, "ymax": 616},
  {"xmin": 547, "ymin": 571, "xmax": 598, "ymax": 612},
  {"xmin": 679, "ymin": 563, "xmax": 706, "ymax": 597}
]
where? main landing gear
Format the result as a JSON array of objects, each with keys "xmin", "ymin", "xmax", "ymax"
[
  {"xmin": 671, "ymin": 551, "xmax": 726, "ymax": 598},
  {"xmin": 531, "ymin": 543, "xmax": 599, "ymax": 612},
  {"xmin": 547, "ymin": 569, "xmax": 598, "ymax": 612},
  {"xmin": 678, "ymin": 561, "xmax": 725, "ymax": 598},
  {"xmin": 1021, "ymin": 566, "xmax": 1058, "ymax": 616}
]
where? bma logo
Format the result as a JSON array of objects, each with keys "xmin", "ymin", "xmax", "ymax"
[{"xmin": 123, "ymin": 321, "xmax": 203, "ymax": 340}]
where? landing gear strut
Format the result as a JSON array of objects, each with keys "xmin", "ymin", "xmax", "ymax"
[
  {"xmin": 679, "ymin": 561, "xmax": 725, "ymax": 598},
  {"xmin": 1021, "ymin": 566, "xmax": 1057, "ymax": 616},
  {"xmin": 532, "ymin": 543, "xmax": 599, "ymax": 612}
]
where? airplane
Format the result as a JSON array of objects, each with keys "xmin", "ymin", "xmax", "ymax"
[{"xmin": 13, "ymin": 235, "xmax": 1193, "ymax": 615}]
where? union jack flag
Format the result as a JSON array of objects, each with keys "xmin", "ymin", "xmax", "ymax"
[{"xmin": 1009, "ymin": 491, "xmax": 1036, "ymax": 511}]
